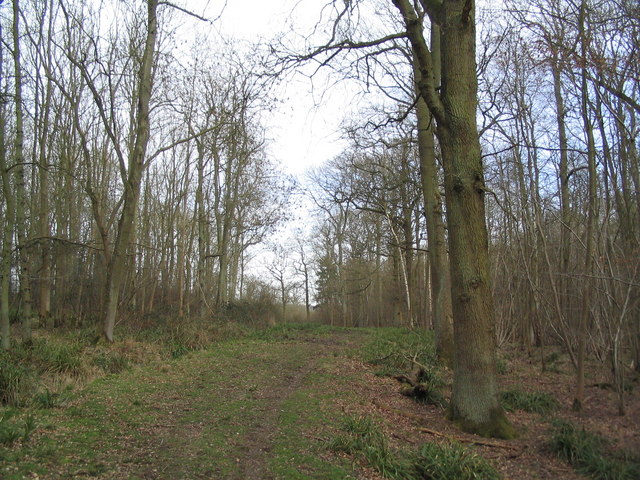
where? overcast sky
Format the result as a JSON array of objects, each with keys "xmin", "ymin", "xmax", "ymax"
[{"xmin": 188, "ymin": 0, "xmax": 353, "ymax": 178}]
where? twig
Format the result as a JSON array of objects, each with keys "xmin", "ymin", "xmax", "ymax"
[{"xmin": 418, "ymin": 427, "xmax": 519, "ymax": 450}]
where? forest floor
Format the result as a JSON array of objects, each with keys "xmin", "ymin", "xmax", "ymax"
[{"xmin": 1, "ymin": 324, "xmax": 638, "ymax": 479}]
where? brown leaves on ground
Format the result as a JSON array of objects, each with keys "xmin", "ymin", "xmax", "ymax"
[{"xmin": 331, "ymin": 344, "xmax": 639, "ymax": 480}]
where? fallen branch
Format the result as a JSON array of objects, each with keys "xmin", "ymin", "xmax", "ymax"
[
  {"xmin": 418, "ymin": 427, "xmax": 520, "ymax": 451},
  {"xmin": 372, "ymin": 399, "xmax": 521, "ymax": 451}
]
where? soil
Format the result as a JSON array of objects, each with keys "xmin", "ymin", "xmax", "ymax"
[
  {"xmin": 4, "ymin": 329, "xmax": 638, "ymax": 479},
  {"xmin": 333, "ymin": 341, "xmax": 640, "ymax": 480}
]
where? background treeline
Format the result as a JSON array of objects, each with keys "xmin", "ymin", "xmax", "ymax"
[
  {"xmin": 0, "ymin": 0, "xmax": 293, "ymax": 346},
  {"xmin": 297, "ymin": 0, "xmax": 639, "ymax": 393},
  {"xmin": 1, "ymin": 0, "xmax": 639, "ymax": 398}
]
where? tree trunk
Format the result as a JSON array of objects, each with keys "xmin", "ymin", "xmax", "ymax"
[
  {"xmin": 551, "ymin": 51, "xmax": 571, "ymax": 319},
  {"xmin": 393, "ymin": 0, "xmax": 513, "ymax": 438},
  {"xmin": 0, "ymin": 38, "xmax": 13, "ymax": 349},
  {"xmin": 12, "ymin": 0, "xmax": 34, "ymax": 343},
  {"xmin": 36, "ymin": 0, "xmax": 56, "ymax": 322},
  {"xmin": 103, "ymin": 0, "xmax": 158, "ymax": 341},
  {"xmin": 413, "ymin": 24, "xmax": 454, "ymax": 366},
  {"xmin": 573, "ymin": 0, "xmax": 597, "ymax": 411}
]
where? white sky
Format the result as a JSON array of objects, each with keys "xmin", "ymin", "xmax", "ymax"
[
  {"xmin": 190, "ymin": 0, "xmax": 352, "ymax": 178},
  {"xmin": 182, "ymin": 0, "xmax": 358, "ymax": 286}
]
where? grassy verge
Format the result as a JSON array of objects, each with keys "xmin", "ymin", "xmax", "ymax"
[
  {"xmin": 0, "ymin": 319, "xmax": 250, "ymax": 409},
  {"xmin": 330, "ymin": 415, "xmax": 501, "ymax": 480}
]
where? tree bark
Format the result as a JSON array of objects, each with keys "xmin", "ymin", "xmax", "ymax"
[
  {"xmin": 573, "ymin": 0, "xmax": 597, "ymax": 411},
  {"xmin": 36, "ymin": 0, "xmax": 56, "ymax": 322},
  {"xmin": 12, "ymin": 0, "xmax": 35, "ymax": 343},
  {"xmin": 0, "ymin": 34, "xmax": 13, "ymax": 349},
  {"xmin": 393, "ymin": 0, "xmax": 513, "ymax": 437},
  {"xmin": 413, "ymin": 24, "xmax": 454, "ymax": 366},
  {"xmin": 103, "ymin": 0, "xmax": 158, "ymax": 341}
]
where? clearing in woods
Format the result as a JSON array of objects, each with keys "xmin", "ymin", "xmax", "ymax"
[{"xmin": 1, "ymin": 325, "xmax": 638, "ymax": 479}]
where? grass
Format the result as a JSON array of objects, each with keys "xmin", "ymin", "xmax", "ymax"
[
  {"xmin": 0, "ymin": 325, "xmax": 359, "ymax": 479},
  {"xmin": 550, "ymin": 420, "xmax": 640, "ymax": 480},
  {"xmin": 359, "ymin": 328, "xmax": 438, "ymax": 377},
  {"xmin": 0, "ymin": 411, "xmax": 36, "ymax": 448},
  {"xmin": 248, "ymin": 321, "xmax": 341, "ymax": 342},
  {"xmin": 409, "ymin": 442, "xmax": 502, "ymax": 480},
  {"xmin": 0, "ymin": 352, "xmax": 36, "ymax": 407},
  {"xmin": 330, "ymin": 415, "xmax": 501, "ymax": 480},
  {"xmin": 500, "ymin": 389, "xmax": 559, "ymax": 415},
  {"xmin": 358, "ymin": 328, "xmax": 448, "ymax": 409}
]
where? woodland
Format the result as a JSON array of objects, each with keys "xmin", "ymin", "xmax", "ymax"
[{"xmin": 0, "ymin": 0, "xmax": 639, "ymax": 477}]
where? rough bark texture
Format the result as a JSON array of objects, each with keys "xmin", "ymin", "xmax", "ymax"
[
  {"xmin": 393, "ymin": 0, "xmax": 513, "ymax": 437},
  {"xmin": 413, "ymin": 28, "xmax": 454, "ymax": 367}
]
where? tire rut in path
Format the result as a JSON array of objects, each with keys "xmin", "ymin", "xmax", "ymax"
[
  {"xmin": 235, "ymin": 358, "xmax": 319, "ymax": 480},
  {"xmin": 111, "ymin": 337, "xmax": 347, "ymax": 480}
]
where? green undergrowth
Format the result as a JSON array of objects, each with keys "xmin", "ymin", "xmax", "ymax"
[
  {"xmin": 359, "ymin": 328, "xmax": 439, "ymax": 377},
  {"xmin": 248, "ymin": 321, "xmax": 343, "ymax": 342},
  {"xmin": 359, "ymin": 328, "xmax": 446, "ymax": 409},
  {"xmin": 0, "ymin": 318, "xmax": 253, "ymax": 409},
  {"xmin": 0, "ymin": 329, "xmax": 360, "ymax": 479},
  {"xmin": 500, "ymin": 389, "xmax": 559, "ymax": 415},
  {"xmin": 550, "ymin": 420, "xmax": 640, "ymax": 480},
  {"xmin": 330, "ymin": 415, "xmax": 501, "ymax": 480},
  {"xmin": 0, "ymin": 411, "xmax": 36, "ymax": 448}
]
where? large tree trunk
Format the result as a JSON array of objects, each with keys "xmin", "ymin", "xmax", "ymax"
[{"xmin": 393, "ymin": 0, "xmax": 513, "ymax": 437}]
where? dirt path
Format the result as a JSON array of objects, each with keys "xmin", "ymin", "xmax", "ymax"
[
  {"xmin": 8, "ymin": 331, "xmax": 359, "ymax": 480},
  {"xmin": 116, "ymin": 338, "xmax": 349, "ymax": 479},
  {"xmin": 3, "ymin": 327, "xmax": 637, "ymax": 480}
]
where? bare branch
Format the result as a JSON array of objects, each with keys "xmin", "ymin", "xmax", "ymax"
[
  {"xmin": 158, "ymin": 1, "xmax": 213, "ymax": 23},
  {"xmin": 392, "ymin": 0, "xmax": 446, "ymax": 124}
]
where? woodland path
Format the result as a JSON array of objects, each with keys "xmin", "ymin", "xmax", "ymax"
[
  {"xmin": 3, "ymin": 326, "xmax": 638, "ymax": 479},
  {"xmin": 7, "ymin": 329, "xmax": 364, "ymax": 479}
]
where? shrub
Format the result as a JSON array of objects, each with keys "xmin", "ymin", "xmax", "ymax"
[
  {"xmin": 330, "ymin": 416, "xmax": 410, "ymax": 479},
  {"xmin": 501, "ymin": 389, "xmax": 559, "ymax": 415},
  {"xmin": 33, "ymin": 388, "xmax": 67, "ymax": 409},
  {"xmin": 0, "ymin": 411, "xmax": 36, "ymax": 446},
  {"xmin": 496, "ymin": 357, "xmax": 509, "ymax": 375},
  {"xmin": 29, "ymin": 339, "xmax": 84, "ymax": 376},
  {"xmin": 0, "ymin": 351, "xmax": 35, "ymax": 406},
  {"xmin": 409, "ymin": 442, "xmax": 501, "ymax": 480},
  {"xmin": 550, "ymin": 420, "xmax": 640, "ymax": 480},
  {"xmin": 92, "ymin": 351, "xmax": 130, "ymax": 374},
  {"xmin": 330, "ymin": 416, "xmax": 501, "ymax": 480},
  {"xmin": 0, "ymin": 411, "xmax": 22, "ymax": 446}
]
